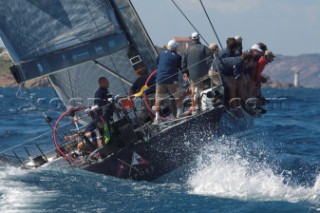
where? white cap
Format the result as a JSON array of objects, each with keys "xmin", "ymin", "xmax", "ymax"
[
  {"xmin": 167, "ymin": 40, "xmax": 179, "ymax": 50},
  {"xmin": 234, "ymin": 35, "xmax": 242, "ymax": 42},
  {"xmin": 251, "ymin": 44, "xmax": 263, "ymax": 52},
  {"xmin": 191, "ymin": 32, "xmax": 199, "ymax": 40}
]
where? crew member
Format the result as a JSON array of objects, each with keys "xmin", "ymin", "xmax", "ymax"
[
  {"xmin": 154, "ymin": 40, "xmax": 183, "ymax": 124},
  {"xmin": 64, "ymin": 106, "xmax": 107, "ymax": 152},
  {"xmin": 182, "ymin": 32, "xmax": 211, "ymax": 113},
  {"xmin": 94, "ymin": 77, "xmax": 114, "ymax": 122},
  {"xmin": 129, "ymin": 68, "xmax": 156, "ymax": 122},
  {"xmin": 213, "ymin": 52, "xmax": 257, "ymax": 108}
]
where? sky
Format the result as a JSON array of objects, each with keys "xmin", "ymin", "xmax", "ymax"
[
  {"xmin": 130, "ymin": 0, "xmax": 320, "ymax": 56},
  {"xmin": 0, "ymin": 0, "xmax": 319, "ymax": 56}
]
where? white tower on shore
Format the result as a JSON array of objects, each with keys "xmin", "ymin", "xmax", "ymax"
[
  {"xmin": 293, "ymin": 71, "xmax": 299, "ymax": 87},
  {"xmin": 291, "ymin": 67, "xmax": 300, "ymax": 87}
]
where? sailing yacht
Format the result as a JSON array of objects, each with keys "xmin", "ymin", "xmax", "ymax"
[{"xmin": 0, "ymin": 0, "xmax": 253, "ymax": 181}]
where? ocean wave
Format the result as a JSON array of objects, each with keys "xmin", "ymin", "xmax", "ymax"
[
  {"xmin": 8, "ymin": 105, "xmax": 37, "ymax": 113},
  {"xmin": 0, "ymin": 166, "xmax": 58, "ymax": 212},
  {"xmin": 0, "ymin": 130, "xmax": 21, "ymax": 138},
  {"xmin": 187, "ymin": 136, "xmax": 320, "ymax": 206}
]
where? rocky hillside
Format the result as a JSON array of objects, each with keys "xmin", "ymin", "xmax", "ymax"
[
  {"xmin": 0, "ymin": 49, "xmax": 50, "ymax": 88},
  {"xmin": 263, "ymin": 54, "xmax": 320, "ymax": 88}
]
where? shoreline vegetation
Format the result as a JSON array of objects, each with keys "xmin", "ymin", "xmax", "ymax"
[{"xmin": 0, "ymin": 48, "xmax": 319, "ymax": 89}]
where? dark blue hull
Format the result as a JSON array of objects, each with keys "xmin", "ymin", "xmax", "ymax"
[{"xmin": 83, "ymin": 107, "xmax": 249, "ymax": 181}]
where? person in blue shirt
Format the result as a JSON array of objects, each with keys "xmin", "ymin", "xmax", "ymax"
[{"xmin": 153, "ymin": 40, "xmax": 183, "ymax": 124}]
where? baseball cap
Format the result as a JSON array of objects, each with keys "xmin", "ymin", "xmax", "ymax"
[
  {"xmin": 251, "ymin": 44, "xmax": 263, "ymax": 52},
  {"xmin": 191, "ymin": 32, "xmax": 199, "ymax": 40},
  {"xmin": 167, "ymin": 40, "xmax": 179, "ymax": 50}
]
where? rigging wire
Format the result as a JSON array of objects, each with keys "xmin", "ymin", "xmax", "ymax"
[
  {"xmin": 199, "ymin": 0, "xmax": 224, "ymax": 50},
  {"xmin": 2, "ymin": 54, "xmax": 217, "ymax": 157},
  {"xmin": 108, "ymin": 56, "xmax": 130, "ymax": 96},
  {"xmin": 67, "ymin": 70, "xmax": 76, "ymax": 107},
  {"xmin": 0, "ymin": 108, "xmax": 92, "ymax": 155},
  {"xmin": 171, "ymin": 0, "xmax": 209, "ymax": 45},
  {"xmin": 84, "ymin": 0, "xmax": 102, "ymax": 37}
]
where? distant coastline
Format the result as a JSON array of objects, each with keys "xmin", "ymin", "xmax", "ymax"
[
  {"xmin": 0, "ymin": 48, "xmax": 50, "ymax": 88},
  {"xmin": 0, "ymin": 74, "xmax": 50, "ymax": 88},
  {"xmin": 0, "ymin": 48, "xmax": 319, "ymax": 89},
  {"xmin": 0, "ymin": 68, "xmax": 296, "ymax": 89}
]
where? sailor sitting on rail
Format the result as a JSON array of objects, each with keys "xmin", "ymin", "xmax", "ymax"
[
  {"xmin": 64, "ymin": 106, "xmax": 110, "ymax": 154},
  {"xmin": 213, "ymin": 52, "xmax": 257, "ymax": 109}
]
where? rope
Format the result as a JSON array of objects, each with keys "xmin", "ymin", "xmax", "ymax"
[
  {"xmin": 84, "ymin": 0, "xmax": 102, "ymax": 37},
  {"xmin": 135, "ymin": 54, "xmax": 216, "ymax": 122},
  {"xmin": 147, "ymin": 54, "xmax": 212, "ymax": 90},
  {"xmin": 171, "ymin": 0, "xmax": 209, "ymax": 45},
  {"xmin": 199, "ymin": 0, "xmax": 224, "ymax": 50},
  {"xmin": 5, "ymin": 54, "xmax": 219, "ymax": 158},
  {"xmin": 67, "ymin": 70, "xmax": 76, "ymax": 107},
  {"xmin": 15, "ymin": 83, "xmax": 24, "ymax": 99},
  {"xmin": 143, "ymin": 70, "xmax": 195, "ymax": 122},
  {"xmin": 109, "ymin": 55, "xmax": 130, "ymax": 95},
  {"xmin": 0, "ymin": 107, "xmax": 93, "ymax": 155},
  {"xmin": 53, "ymin": 107, "xmax": 88, "ymax": 162}
]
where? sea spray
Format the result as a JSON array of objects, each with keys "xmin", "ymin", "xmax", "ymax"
[
  {"xmin": 187, "ymin": 136, "xmax": 320, "ymax": 205},
  {"xmin": 0, "ymin": 166, "xmax": 58, "ymax": 212}
]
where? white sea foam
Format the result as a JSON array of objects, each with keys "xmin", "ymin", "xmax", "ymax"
[
  {"xmin": 0, "ymin": 166, "xmax": 58, "ymax": 212},
  {"xmin": 187, "ymin": 136, "xmax": 320, "ymax": 205}
]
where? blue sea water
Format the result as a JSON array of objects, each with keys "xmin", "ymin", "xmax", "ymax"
[{"xmin": 0, "ymin": 87, "xmax": 320, "ymax": 213}]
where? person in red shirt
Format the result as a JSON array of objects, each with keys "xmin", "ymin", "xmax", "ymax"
[
  {"xmin": 254, "ymin": 50, "xmax": 275, "ymax": 98},
  {"xmin": 254, "ymin": 50, "xmax": 275, "ymax": 85}
]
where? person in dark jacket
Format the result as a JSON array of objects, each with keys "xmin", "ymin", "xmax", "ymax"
[
  {"xmin": 129, "ymin": 68, "xmax": 156, "ymax": 123},
  {"xmin": 129, "ymin": 68, "xmax": 156, "ymax": 96},
  {"xmin": 153, "ymin": 40, "xmax": 183, "ymax": 124},
  {"xmin": 234, "ymin": 35, "xmax": 243, "ymax": 56},
  {"xmin": 219, "ymin": 37, "xmax": 243, "ymax": 59},
  {"xmin": 213, "ymin": 52, "xmax": 255, "ymax": 108},
  {"xmin": 182, "ymin": 32, "xmax": 211, "ymax": 113},
  {"xmin": 94, "ymin": 77, "xmax": 114, "ymax": 122}
]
